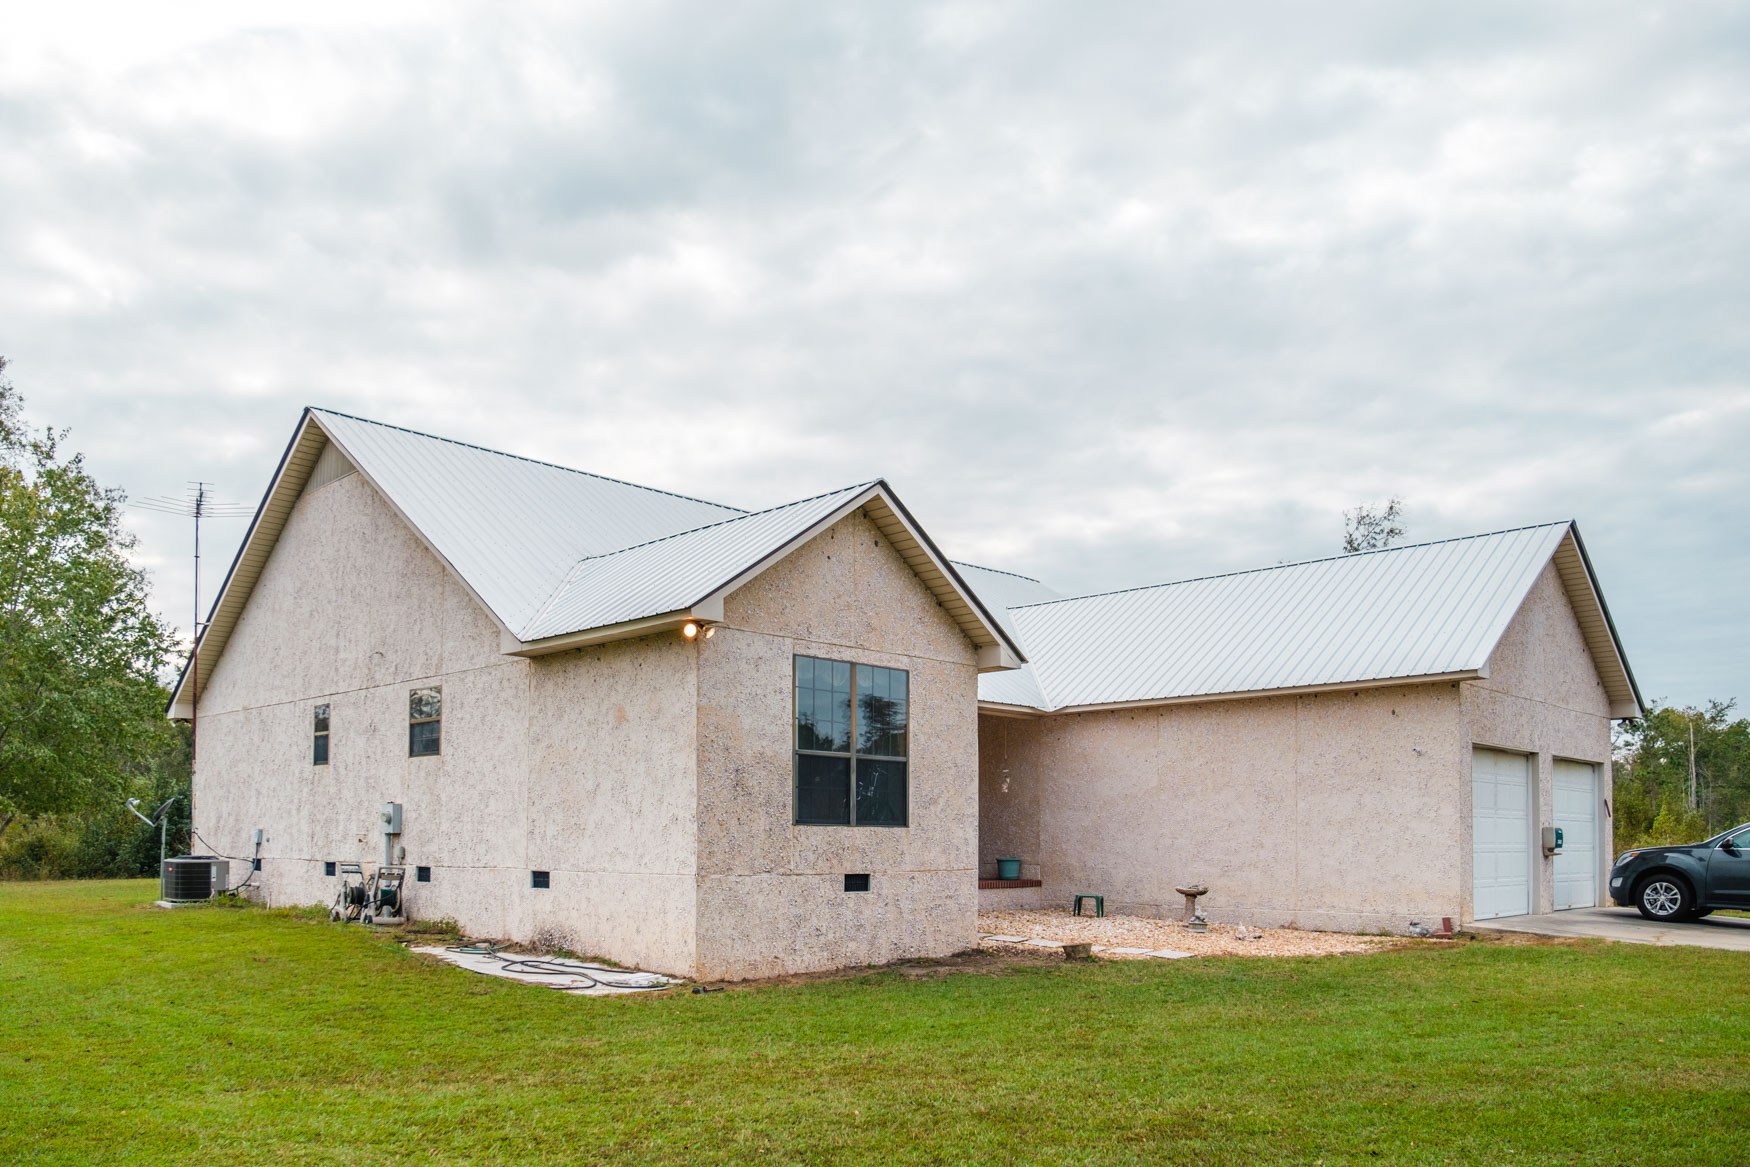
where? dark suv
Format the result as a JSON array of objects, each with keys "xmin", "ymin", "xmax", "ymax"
[{"xmin": 1610, "ymin": 822, "xmax": 1750, "ymax": 920}]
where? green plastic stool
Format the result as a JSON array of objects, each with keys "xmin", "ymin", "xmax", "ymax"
[{"xmin": 1073, "ymin": 894, "xmax": 1104, "ymax": 918}]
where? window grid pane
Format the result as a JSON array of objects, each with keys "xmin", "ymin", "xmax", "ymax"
[{"xmin": 794, "ymin": 655, "xmax": 908, "ymax": 827}]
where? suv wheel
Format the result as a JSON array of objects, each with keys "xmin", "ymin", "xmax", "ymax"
[{"xmin": 1635, "ymin": 877, "xmax": 1690, "ymax": 921}]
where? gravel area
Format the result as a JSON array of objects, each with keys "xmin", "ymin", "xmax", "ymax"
[{"xmin": 979, "ymin": 908, "xmax": 1393, "ymax": 959}]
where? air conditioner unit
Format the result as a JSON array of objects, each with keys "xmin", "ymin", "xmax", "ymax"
[{"xmin": 161, "ymin": 855, "xmax": 229, "ymax": 902}]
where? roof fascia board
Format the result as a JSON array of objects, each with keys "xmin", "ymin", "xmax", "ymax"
[
  {"xmin": 504, "ymin": 609, "xmax": 708, "ymax": 657},
  {"xmin": 167, "ymin": 410, "xmax": 522, "ymax": 719},
  {"xmin": 864, "ymin": 484, "xmax": 1028, "ymax": 665},
  {"xmin": 976, "ymin": 701, "xmax": 1045, "ymax": 719},
  {"xmin": 673, "ymin": 482, "xmax": 1026, "ymax": 668},
  {"xmin": 167, "ymin": 410, "xmax": 325, "ymax": 718},
  {"xmin": 1009, "ymin": 669, "xmax": 1485, "ymax": 716},
  {"xmin": 1558, "ymin": 524, "xmax": 1645, "ymax": 719}
]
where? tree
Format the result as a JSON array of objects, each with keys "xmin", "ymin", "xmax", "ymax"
[
  {"xmin": 1342, "ymin": 497, "xmax": 1405, "ymax": 553},
  {"xmin": 0, "ymin": 357, "xmax": 178, "ymax": 841},
  {"xmin": 1613, "ymin": 700, "xmax": 1750, "ymax": 850}
]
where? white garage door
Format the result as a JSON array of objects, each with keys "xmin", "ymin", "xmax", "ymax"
[
  {"xmin": 1553, "ymin": 760, "xmax": 1599, "ymax": 910},
  {"xmin": 1473, "ymin": 748, "xmax": 1531, "ymax": 920}
]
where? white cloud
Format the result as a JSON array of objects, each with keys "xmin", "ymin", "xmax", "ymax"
[{"xmin": 2, "ymin": 0, "xmax": 1747, "ymax": 707}]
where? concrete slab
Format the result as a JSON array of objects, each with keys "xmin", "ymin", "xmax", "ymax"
[{"xmin": 1475, "ymin": 907, "xmax": 1750, "ymax": 952}]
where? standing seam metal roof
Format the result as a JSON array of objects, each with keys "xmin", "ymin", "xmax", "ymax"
[
  {"xmin": 973, "ymin": 522, "xmax": 1637, "ymax": 713},
  {"xmin": 313, "ymin": 409, "xmax": 746, "ymax": 633}
]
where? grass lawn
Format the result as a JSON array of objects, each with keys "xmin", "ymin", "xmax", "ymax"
[{"xmin": 3, "ymin": 882, "xmax": 1747, "ymax": 1166}]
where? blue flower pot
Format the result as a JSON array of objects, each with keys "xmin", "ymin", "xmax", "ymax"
[{"xmin": 997, "ymin": 857, "xmax": 1022, "ymax": 881}]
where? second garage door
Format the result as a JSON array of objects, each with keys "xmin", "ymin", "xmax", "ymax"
[
  {"xmin": 1553, "ymin": 760, "xmax": 1599, "ymax": 910},
  {"xmin": 1473, "ymin": 748, "xmax": 1531, "ymax": 920}
]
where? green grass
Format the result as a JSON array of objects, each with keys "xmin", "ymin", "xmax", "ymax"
[{"xmin": 3, "ymin": 882, "xmax": 1747, "ymax": 1166}]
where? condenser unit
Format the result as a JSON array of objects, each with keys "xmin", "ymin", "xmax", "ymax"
[{"xmin": 161, "ymin": 855, "xmax": 229, "ymax": 902}]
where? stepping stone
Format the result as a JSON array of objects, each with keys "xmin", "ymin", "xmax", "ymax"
[
  {"xmin": 1147, "ymin": 949, "xmax": 1196, "ymax": 959},
  {"xmin": 982, "ymin": 935, "xmax": 1029, "ymax": 944},
  {"xmin": 1106, "ymin": 946, "xmax": 1154, "ymax": 955},
  {"xmin": 1024, "ymin": 938, "xmax": 1064, "ymax": 948}
]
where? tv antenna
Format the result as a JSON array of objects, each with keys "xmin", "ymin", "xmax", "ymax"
[{"xmin": 129, "ymin": 482, "xmax": 253, "ymax": 762}]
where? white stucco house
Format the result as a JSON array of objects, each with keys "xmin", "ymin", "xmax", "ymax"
[{"xmin": 173, "ymin": 409, "xmax": 1641, "ymax": 979}]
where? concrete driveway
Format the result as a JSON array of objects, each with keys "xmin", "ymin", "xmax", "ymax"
[{"xmin": 1476, "ymin": 906, "xmax": 1750, "ymax": 951}]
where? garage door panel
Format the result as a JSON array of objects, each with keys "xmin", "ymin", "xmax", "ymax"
[
  {"xmin": 1473, "ymin": 748, "xmax": 1530, "ymax": 920},
  {"xmin": 1553, "ymin": 761, "xmax": 1598, "ymax": 910}
]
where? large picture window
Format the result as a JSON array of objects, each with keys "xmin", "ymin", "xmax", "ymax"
[{"xmin": 794, "ymin": 655, "xmax": 908, "ymax": 826}]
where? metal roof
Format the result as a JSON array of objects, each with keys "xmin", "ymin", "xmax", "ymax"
[
  {"xmin": 170, "ymin": 410, "xmax": 1023, "ymax": 715},
  {"xmin": 523, "ymin": 483, "xmax": 874, "ymax": 639},
  {"xmin": 314, "ymin": 409, "xmax": 744, "ymax": 633},
  {"xmin": 973, "ymin": 522, "xmax": 1642, "ymax": 718},
  {"xmin": 951, "ymin": 562, "xmax": 1058, "ymax": 711}
]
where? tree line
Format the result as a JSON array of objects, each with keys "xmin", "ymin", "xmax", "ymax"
[
  {"xmin": 1613, "ymin": 701, "xmax": 1750, "ymax": 850},
  {"xmin": 0, "ymin": 357, "xmax": 188, "ymax": 879}
]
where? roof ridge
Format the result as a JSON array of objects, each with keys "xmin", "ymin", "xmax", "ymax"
[
  {"xmin": 310, "ymin": 406, "xmax": 748, "ymax": 515},
  {"xmin": 1010, "ymin": 520, "xmax": 1574, "ymax": 610},
  {"xmin": 950, "ymin": 559, "xmax": 1050, "ymax": 585}
]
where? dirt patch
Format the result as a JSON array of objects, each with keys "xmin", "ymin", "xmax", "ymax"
[{"xmin": 980, "ymin": 908, "xmax": 1395, "ymax": 958}]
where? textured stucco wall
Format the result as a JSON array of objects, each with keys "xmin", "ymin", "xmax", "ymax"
[
  {"xmin": 980, "ymin": 558, "xmax": 1620, "ymax": 933},
  {"xmin": 983, "ymin": 683, "xmax": 1465, "ymax": 933},
  {"xmin": 1461, "ymin": 560, "xmax": 1615, "ymax": 919},
  {"xmin": 694, "ymin": 509, "xmax": 981, "ymax": 979},
  {"xmin": 193, "ymin": 467, "xmax": 700, "ymax": 974}
]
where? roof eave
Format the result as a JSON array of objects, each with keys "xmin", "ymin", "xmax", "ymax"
[
  {"xmin": 994, "ymin": 668, "xmax": 1486, "ymax": 717},
  {"xmin": 1553, "ymin": 523, "xmax": 1644, "ymax": 720}
]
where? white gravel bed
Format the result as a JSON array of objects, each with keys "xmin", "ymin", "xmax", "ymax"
[{"xmin": 978, "ymin": 908, "xmax": 1392, "ymax": 959}]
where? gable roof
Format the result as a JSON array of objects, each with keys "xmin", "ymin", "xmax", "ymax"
[
  {"xmin": 168, "ymin": 410, "xmax": 1024, "ymax": 717},
  {"xmin": 972, "ymin": 522, "xmax": 1642, "ymax": 719}
]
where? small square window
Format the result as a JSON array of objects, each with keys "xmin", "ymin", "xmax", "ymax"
[
  {"xmin": 416, "ymin": 866, "xmax": 431, "ymax": 883},
  {"xmin": 409, "ymin": 687, "xmax": 441, "ymax": 757},
  {"xmin": 844, "ymin": 873, "xmax": 871, "ymax": 892},
  {"xmin": 324, "ymin": 861, "xmax": 336, "ymax": 877},
  {"xmin": 530, "ymin": 870, "xmax": 550, "ymax": 889}
]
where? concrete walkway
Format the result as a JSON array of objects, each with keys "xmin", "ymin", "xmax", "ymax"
[{"xmin": 1476, "ymin": 906, "xmax": 1750, "ymax": 951}]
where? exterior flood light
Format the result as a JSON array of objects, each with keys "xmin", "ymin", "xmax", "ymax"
[{"xmin": 682, "ymin": 621, "xmax": 699, "ymax": 639}]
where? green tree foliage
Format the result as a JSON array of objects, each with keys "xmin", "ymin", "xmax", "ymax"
[
  {"xmin": 0, "ymin": 357, "xmax": 178, "ymax": 843},
  {"xmin": 1613, "ymin": 700, "xmax": 1750, "ymax": 850}
]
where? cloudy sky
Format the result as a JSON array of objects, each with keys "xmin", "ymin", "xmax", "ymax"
[{"xmin": 4, "ymin": 2, "xmax": 1746, "ymax": 710}]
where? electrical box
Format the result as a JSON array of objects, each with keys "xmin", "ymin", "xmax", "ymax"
[
  {"xmin": 381, "ymin": 802, "xmax": 403, "ymax": 835},
  {"xmin": 1542, "ymin": 826, "xmax": 1563, "ymax": 856}
]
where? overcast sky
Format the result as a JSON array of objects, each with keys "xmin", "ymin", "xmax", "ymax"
[{"xmin": 4, "ymin": 2, "xmax": 1746, "ymax": 710}]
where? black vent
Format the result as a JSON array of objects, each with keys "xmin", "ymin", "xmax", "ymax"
[
  {"xmin": 531, "ymin": 870, "xmax": 550, "ymax": 889},
  {"xmin": 844, "ymin": 873, "xmax": 870, "ymax": 892},
  {"xmin": 324, "ymin": 861, "xmax": 336, "ymax": 877},
  {"xmin": 416, "ymin": 866, "xmax": 431, "ymax": 883}
]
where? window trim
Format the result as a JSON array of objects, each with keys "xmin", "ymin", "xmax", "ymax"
[
  {"xmin": 408, "ymin": 686, "xmax": 441, "ymax": 758},
  {"xmin": 792, "ymin": 654, "xmax": 910, "ymax": 828}
]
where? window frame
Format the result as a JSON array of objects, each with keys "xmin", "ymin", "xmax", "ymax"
[
  {"xmin": 312, "ymin": 703, "xmax": 330, "ymax": 766},
  {"xmin": 792, "ymin": 654, "xmax": 910, "ymax": 828},
  {"xmin": 408, "ymin": 686, "xmax": 441, "ymax": 757}
]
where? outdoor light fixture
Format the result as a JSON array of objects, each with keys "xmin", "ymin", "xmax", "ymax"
[{"xmin": 681, "ymin": 622, "xmax": 715, "ymax": 640}]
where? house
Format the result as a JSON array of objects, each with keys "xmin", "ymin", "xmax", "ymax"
[
  {"xmin": 961, "ymin": 526, "xmax": 1640, "ymax": 933},
  {"xmin": 172, "ymin": 409, "xmax": 1023, "ymax": 981},
  {"xmin": 174, "ymin": 409, "xmax": 1640, "ymax": 978}
]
